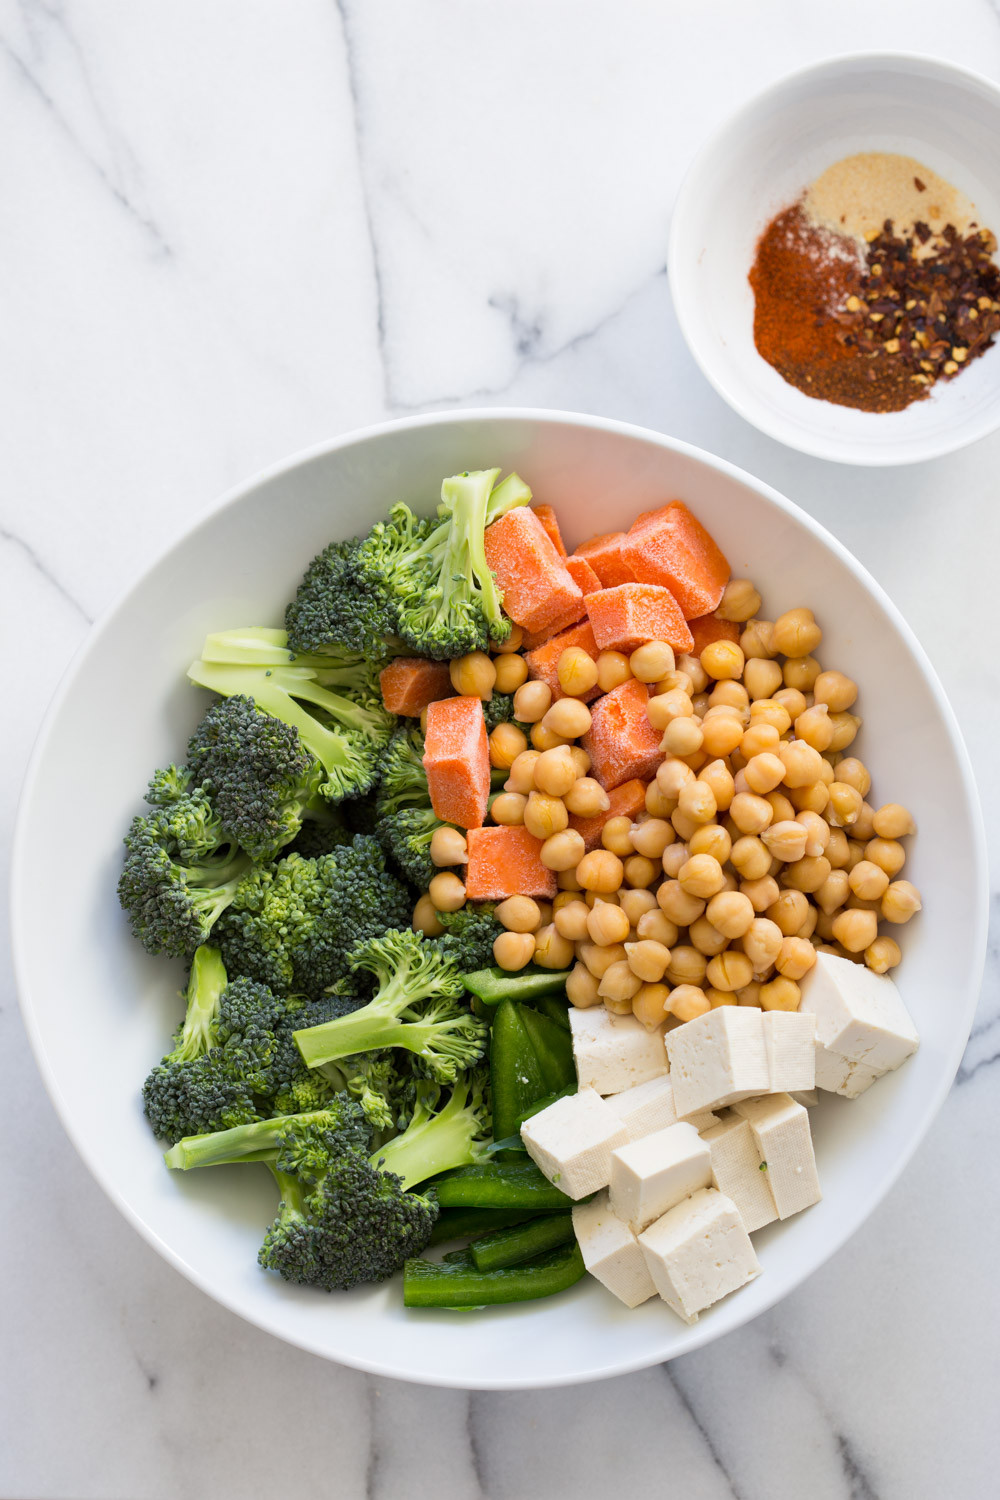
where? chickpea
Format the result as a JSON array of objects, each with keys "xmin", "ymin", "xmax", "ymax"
[
  {"xmin": 586, "ymin": 900, "xmax": 631, "ymax": 947},
  {"xmin": 872, "ymin": 803, "xmax": 916, "ymax": 839},
  {"xmin": 815, "ymin": 869, "xmax": 850, "ymax": 915},
  {"xmin": 568, "ymin": 745, "xmax": 591, "ymax": 777},
  {"xmin": 530, "ymin": 722, "xmax": 569, "ymax": 752},
  {"xmin": 562, "ymin": 778, "xmax": 609, "ymax": 819},
  {"xmin": 600, "ymin": 816, "xmax": 635, "ymax": 857},
  {"xmin": 658, "ymin": 717, "xmax": 703, "ymax": 757},
  {"xmin": 557, "ymin": 867, "xmax": 583, "ymax": 891},
  {"xmin": 544, "ymin": 697, "xmax": 593, "ymax": 739},
  {"xmin": 865, "ymin": 936, "xmax": 902, "ymax": 974},
  {"xmin": 699, "ymin": 760, "xmax": 735, "ymax": 812},
  {"xmin": 604, "ymin": 996, "xmax": 635, "ymax": 1016},
  {"xmin": 827, "ymin": 781, "xmax": 863, "ymax": 827},
  {"xmin": 513, "ymin": 680, "xmax": 552, "ymax": 724},
  {"xmin": 730, "ymin": 792, "xmax": 774, "ymax": 835},
  {"xmin": 493, "ymin": 930, "xmax": 536, "ymax": 970},
  {"xmin": 794, "ymin": 810, "xmax": 830, "ymax": 859},
  {"xmin": 540, "ymin": 829, "xmax": 586, "ymax": 872},
  {"xmin": 585, "ymin": 889, "xmax": 619, "ymax": 910},
  {"xmin": 750, "ymin": 699, "xmax": 792, "ymax": 735},
  {"xmin": 637, "ymin": 909, "xmax": 679, "ymax": 947},
  {"xmin": 775, "ymin": 936, "xmax": 816, "ymax": 981},
  {"xmin": 626, "ymin": 939, "xmax": 673, "ymax": 982},
  {"xmin": 832, "ymin": 908, "xmax": 878, "ymax": 953},
  {"xmin": 717, "ymin": 579, "xmax": 762, "ymax": 622},
  {"xmin": 773, "ymin": 607, "xmax": 822, "ymax": 658},
  {"xmin": 566, "ymin": 961, "xmax": 601, "ymax": 1008},
  {"xmin": 626, "ymin": 640, "xmax": 672, "ymax": 683},
  {"xmin": 836, "ymin": 758, "xmax": 871, "ymax": 797},
  {"xmin": 669, "ymin": 985, "xmax": 712, "ymax": 1023},
  {"xmin": 844, "ymin": 839, "xmax": 867, "ymax": 873},
  {"xmin": 882, "ymin": 880, "xmax": 922, "ymax": 924},
  {"xmin": 826, "ymin": 828, "xmax": 850, "ymax": 869},
  {"xmin": 492, "ymin": 791, "xmax": 527, "ymax": 826},
  {"xmin": 656, "ymin": 879, "xmax": 704, "ymax": 925},
  {"xmin": 598, "ymin": 960, "xmax": 642, "ymax": 1002},
  {"xmin": 618, "ymin": 887, "xmax": 656, "ymax": 925},
  {"xmin": 849, "ymin": 860, "xmax": 890, "ymax": 902},
  {"xmin": 774, "ymin": 687, "xmax": 808, "ymax": 721},
  {"xmin": 741, "ymin": 875, "xmax": 780, "ymax": 913},
  {"xmin": 489, "ymin": 722, "xmax": 529, "ymax": 769},
  {"xmin": 596, "ymin": 650, "xmax": 632, "ymax": 692},
  {"xmin": 778, "ymin": 740, "xmax": 824, "ymax": 789},
  {"xmin": 505, "ymin": 749, "xmax": 540, "ymax": 794},
  {"xmin": 688, "ymin": 823, "xmax": 731, "ymax": 864},
  {"xmin": 657, "ymin": 670, "xmax": 694, "ymax": 696},
  {"xmin": 865, "ymin": 838, "xmax": 906, "ymax": 878},
  {"xmin": 666, "ymin": 946, "xmax": 708, "ymax": 988},
  {"xmin": 789, "ymin": 780, "xmax": 830, "ymax": 816},
  {"xmin": 678, "ymin": 653, "xmax": 711, "ymax": 693},
  {"xmin": 762, "ymin": 820, "xmax": 808, "ymax": 863},
  {"xmin": 554, "ymin": 899, "xmax": 590, "ymax": 941},
  {"xmin": 677, "ymin": 779, "xmax": 717, "ymax": 827},
  {"xmin": 492, "ymin": 653, "xmax": 528, "ymax": 695},
  {"xmin": 677, "ymin": 853, "xmax": 726, "ymax": 899},
  {"xmin": 700, "ymin": 712, "xmax": 745, "ymax": 758},
  {"xmin": 817, "ymin": 757, "xmax": 836, "ymax": 786},
  {"xmin": 553, "ymin": 647, "xmax": 596, "ymax": 698},
  {"xmin": 648, "ymin": 688, "xmax": 694, "ymax": 732},
  {"xmin": 412, "ymin": 893, "xmax": 445, "ymax": 937},
  {"xmin": 577, "ymin": 849, "xmax": 624, "ymax": 893},
  {"xmin": 709, "ymin": 679, "xmax": 750, "ymax": 712},
  {"xmin": 706, "ymin": 950, "xmax": 754, "ymax": 992},
  {"xmin": 524, "ymin": 792, "xmax": 569, "ymax": 841},
  {"xmin": 813, "ymin": 670, "xmax": 857, "ymax": 712},
  {"xmin": 492, "ymin": 624, "xmax": 524, "ymax": 653},
  {"xmin": 851, "ymin": 801, "xmax": 877, "ymax": 841},
  {"xmin": 828, "ymin": 713, "xmax": 861, "ymax": 751},
  {"xmin": 740, "ymin": 726, "xmax": 780, "ymax": 764},
  {"xmin": 655, "ymin": 761, "xmax": 692, "ymax": 804},
  {"xmin": 626, "ymin": 818, "xmax": 671, "ymax": 860},
  {"xmin": 622, "ymin": 854, "xmax": 657, "ymax": 889},
  {"xmin": 702, "ymin": 890, "xmax": 752, "ymax": 940},
  {"xmin": 626, "ymin": 981, "xmax": 668, "ymax": 1029},
  {"xmin": 782, "ymin": 854, "xmax": 832, "ymax": 893},
  {"xmin": 578, "ymin": 940, "xmax": 627, "ymax": 978},
  {"xmin": 742, "ymin": 753, "xmax": 785, "ymax": 799},
  {"xmin": 783, "ymin": 655, "xmax": 822, "ymax": 692},
  {"xmin": 428, "ymin": 871, "xmax": 466, "ymax": 912},
  {"xmin": 759, "ymin": 976, "xmax": 802, "ymax": 1012},
  {"xmin": 743, "ymin": 917, "xmax": 784, "ymax": 972},
  {"xmin": 740, "ymin": 619, "xmax": 777, "ymax": 659},
  {"xmin": 450, "ymin": 650, "xmax": 496, "ymax": 699},
  {"xmin": 735, "ymin": 981, "xmax": 762, "ymax": 1008},
  {"xmin": 707, "ymin": 988, "xmax": 738, "ymax": 1008},
  {"xmin": 645, "ymin": 779, "xmax": 674, "ymax": 818},
  {"xmin": 530, "ymin": 746, "xmax": 575, "ymax": 799},
  {"xmin": 495, "ymin": 895, "xmax": 541, "ymax": 933},
  {"xmin": 429, "ymin": 826, "xmax": 468, "ymax": 867},
  {"xmin": 794, "ymin": 703, "xmax": 834, "ymax": 752},
  {"xmin": 767, "ymin": 889, "xmax": 809, "ymax": 936},
  {"xmin": 688, "ymin": 915, "xmax": 731, "ymax": 956},
  {"xmin": 529, "ymin": 923, "xmax": 571, "ymax": 970},
  {"xmin": 660, "ymin": 843, "xmax": 689, "ymax": 879}
]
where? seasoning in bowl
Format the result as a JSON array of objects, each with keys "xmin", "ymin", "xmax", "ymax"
[{"xmin": 749, "ymin": 153, "xmax": 1000, "ymax": 412}]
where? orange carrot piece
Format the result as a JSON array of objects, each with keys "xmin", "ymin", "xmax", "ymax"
[
  {"xmin": 581, "ymin": 679, "xmax": 663, "ymax": 791},
  {"xmin": 687, "ymin": 615, "xmax": 741, "ymax": 656},
  {"xmin": 565, "ymin": 555, "xmax": 602, "ymax": 596},
  {"xmin": 532, "ymin": 504, "xmax": 568, "ymax": 557},
  {"xmin": 525, "ymin": 620, "xmax": 601, "ymax": 702},
  {"xmin": 465, "ymin": 826, "xmax": 558, "ymax": 901},
  {"xmin": 572, "ymin": 531, "xmax": 635, "ymax": 588},
  {"xmin": 422, "ymin": 696, "xmax": 490, "ymax": 829},
  {"xmin": 584, "ymin": 583, "xmax": 694, "ymax": 655},
  {"xmin": 520, "ymin": 596, "xmax": 587, "ymax": 651},
  {"xmin": 568, "ymin": 778, "xmax": 648, "ymax": 851},
  {"xmin": 621, "ymin": 502, "xmax": 730, "ymax": 620},
  {"xmin": 484, "ymin": 508, "xmax": 584, "ymax": 635},
  {"xmin": 379, "ymin": 657, "xmax": 454, "ymax": 717}
]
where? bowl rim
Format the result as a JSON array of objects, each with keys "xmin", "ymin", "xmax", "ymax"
[
  {"xmin": 668, "ymin": 49, "xmax": 1000, "ymax": 467},
  {"xmin": 10, "ymin": 406, "xmax": 989, "ymax": 1386}
]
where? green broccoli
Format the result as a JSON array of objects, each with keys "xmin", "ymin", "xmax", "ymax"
[
  {"xmin": 163, "ymin": 1101, "xmax": 372, "ymax": 1170},
  {"xmin": 284, "ymin": 537, "xmax": 394, "ymax": 661},
  {"xmin": 436, "ymin": 905, "xmax": 502, "ymax": 972},
  {"xmin": 215, "ymin": 836, "xmax": 412, "ymax": 997},
  {"xmin": 356, "ymin": 469, "xmax": 532, "ymax": 660},
  {"xmin": 377, "ymin": 725, "xmax": 431, "ymax": 817},
  {"xmin": 187, "ymin": 628, "xmax": 394, "ymax": 805},
  {"xmin": 373, "ymin": 724, "xmax": 450, "ymax": 889},
  {"xmin": 374, "ymin": 1068, "xmax": 491, "ymax": 1189},
  {"xmin": 119, "ymin": 784, "xmax": 252, "ymax": 957},
  {"xmin": 293, "ymin": 928, "xmax": 487, "ymax": 1082}
]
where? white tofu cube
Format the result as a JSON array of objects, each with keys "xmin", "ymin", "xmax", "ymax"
[
  {"xmin": 638, "ymin": 1188, "xmax": 761, "ymax": 1323},
  {"xmin": 520, "ymin": 1089, "xmax": 628, "ymax": 1199},
  {"xmin": 732, "ymin": 1094, "xmax": 821, "ymax": 1219},
  {"xmin": 701, "ymin": 1113, "xmax": 777, "ymax": 1233},
  {"xmin": 799, "ymin": 952, "xmax": 919, "ymax": 1077},
  {"xmin": 762, "ymin": 1011, "xmax": 816, "ymax": 1093},
  {"xmin": 603, "ymin": 1076, "xmax": 720, "ymax": 1141},
  {"xmin": 609, "ymin": 1122, "xmax": 712, "ymax": 1232},
  {"xmin": 664, "ymin": 1007, "xmax": 769, "ymax": 1117},
  {"xmin": 569, "ymin": 1006, "xmax": 669, "ymax": 1094},
  {"xmin": 572, "ymin": 1191, "xmax": 658, "ymax": 1307},
  {"xmin": 813, "ymin": 1046, "xmax": 882, "ymax": 1099}
]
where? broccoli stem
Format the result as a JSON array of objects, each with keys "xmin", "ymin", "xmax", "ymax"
[
  {"xmin": 164, "ymin": 1109, "xmax": 340, "ymax": 1170},
  {"xmin": 372, "ymin": 1077, "xmax": 488, "ymax": 1190},
  {"xmin": 172, "ymin": 946, "xmax": 228, "ymax": 1062},
  {"xmin": 485, "ymin": 472, "xmax": 532, "ymax": 524},
  {"xmin": 439, "ymin": 469, "xmax": 504, "ymax": 628},
  {"xmin": 296, "ymin": 1005, "xmax": 467, "ymax": 1070}
]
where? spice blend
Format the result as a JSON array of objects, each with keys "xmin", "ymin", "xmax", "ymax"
[{"xmin": 749, "ymin": 152, "xmax": 1000, "ymax": 413}]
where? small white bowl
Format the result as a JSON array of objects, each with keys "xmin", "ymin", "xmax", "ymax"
[
  {"xmin": 11, "ymin": 410, "xmax": 987, "ymax": 1386},
  {"xmin": 669, "ymin": 53, "xmax": 1000, "ymax": 465}
]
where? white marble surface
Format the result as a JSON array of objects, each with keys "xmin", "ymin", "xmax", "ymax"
[{"xmin": 3, "ymin": 1, "xmax": 1000, "ymax": 1495}]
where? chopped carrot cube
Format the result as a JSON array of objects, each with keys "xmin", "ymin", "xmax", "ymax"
[
  {"xmin": 572, "ymin": 531, "xmax": 635, "ymax": 588},
  {"xmin": 525, "ymin": 620, "xmax": 600, "ymax": 702},
  {"xmin": 568, "ymin": 778, "xmax": 648, "ymax": 851},
  {"xmin": 520, "ymin": 596, "xmax": 587, "ymax": 651},
  {"xmin": 565, "ymin": 554, "xmax": 603, "ymax": 596},
  {"xmin": 465, "ymin": 826, "xmax": 557, "ymax": 900},
  {"xmin": 687, "ymin": 615, "xmax": 741, "ymax": 656},
  {"xmin": 581, "ymin": 679, "xmax": 663, "ymax": 790},
  {"xmin": 422, "ymin": 696, "xmax": 490, "ymax": 829},
  {"xmin": 584, "ymin": 583, "xmax": 694, "ymax": 655},
  {"xmin": 532, "ymin": 504, "xmax": 568, "ymax": 557},
  {"xmin": 484, "ymin": 508, "xmax": 584, "ymax": 635},
  {"xmin": 621, "ymin": 502, "xmax": 730, "ymax": 620},
  {"xmin": 379, "ymin": 657, "xmax": 454, "ymax": 717}
]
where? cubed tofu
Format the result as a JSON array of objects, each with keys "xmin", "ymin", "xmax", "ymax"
[
  {"xmin": 799, "ymin": 952, "xmax": 919, "ymax": 1087},
  {"xmin": 520, "ymin": 1088, "xmax": 629, "ymax": 1199},
  {"xmin": 572, "ymin": 1191, "xmax": 658, "ymax": 1307},
  {"xmin": 813, "ymin": 1046, "xmax": 882, "ymax": 1099},
  {"xmin": 569, "ymin": 1006, "xmax": 669, "ymax": 1095},
  {"xmin": 638, "ymin": 1187, "xmax": 761, "ymax": 1323},
  {"xmin": 762, "ymin": 1011, "xmax": 816, "ymax": 1094},
  {"xmin": 664, "ymin": 1007, "xmax": 769, "ymax": 1117},
  {"xmin": 603, "ymin": 1076, "xmax": 720, "ymax": 1141},
  {"xmin": 701, "ymin": 1112, "xmax": 777, "ymax": 1234},
  {"xmin": 609, "ymin": 1122, "xmax": 712, "ymax": 1232},
  {"xmin": 732, "ymin": 1094, "xmax": 821, "ymax": 1219}
]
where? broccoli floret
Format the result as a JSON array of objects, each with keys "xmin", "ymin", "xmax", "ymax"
[
  {"xmin": 142, "ymin": 948, "xmax": 261, "ymax": 1141},
  {"xmin": 215, "ymin": 836, "xmax": 411, "ymax": 997},
  {"xmin": 293, "ymin": 928, "xmax": 487, "ymax": 1082},
  {"xmin": 483, "ymin": 693, "xmax": 517, "ymax": 732},
  {"xmin": 284, "ymin": 538, "xmax": 394, "ymax": 661},
  {"xmin": 119, "ymin": 786, "xmax": 251, "ymax": 957},
  {"xmin": 373, "ymin": 1068, "xmax": 491, "ymax": 1189},
  {"xmin": 436, "ymin": 905, "xmax": 501, "ymax": 972},
  {"xmin": 376, "ymin": 725, "xmax": 430, "ymax": 817},
  {"xmin": 285, "ymin": 811, "xmax": 352, "ymax": 860},
  {"xmin": 378, "ymin": 804, "xmax": 444, "ymax": 890},
  {"xmin": 187, "ymin": 628, "xmax": 394, "ymax": 805},
  {"xmin": 163, "ymin": 1102, "xmax": 373, "ymax": 1170},
  {"xmin": 210, "ymin": 979, "xmax": 336, "ymax": 1116},
  {"xmin": 356, "ymin": 469, "xmax": 532, "ymax": 660}
]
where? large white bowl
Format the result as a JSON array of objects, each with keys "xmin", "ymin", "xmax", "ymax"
[
  {"xmin": 669, "ymin": 53, "xmax": 1000, "ymax": 465},
  {"xmin": 12, "ymin": 410, "xmax": 987, "ymax": 1387}
]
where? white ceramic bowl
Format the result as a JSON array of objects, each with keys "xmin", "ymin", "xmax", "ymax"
[
  {"xmin": 12, "ymin": 410, "xmax": 987, "ymax": 1387},
  {"xmin": 669, "ymin": 53, "xmax": 1000, "ymax": 465}
]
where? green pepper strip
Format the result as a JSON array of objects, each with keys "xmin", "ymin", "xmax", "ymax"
[
  {"xmin": 463, "ymin": 966, "xmax": 571, "ymax": 1007},
  {"xmin": 489, "ymin": 999, "xmax": 547, "ymax": 1143},
  {"xmin": 469, "ymin": 1212, "xmax": 574, "ymax": 1272},
  {"xmin": 427, "ymin": 1206, "xmax": 536, "ymax": 1247},
  {"xmin": 518, "ymin": 1005, "xmax": 575, "ymax": 1093},
  {"xmin": 435, "ymin": 1159, "xmax": 575, "ymax": 1211},
  {"xmin": 403, "ymin": 1242, "xmax": 585, "ymax": 1308}
]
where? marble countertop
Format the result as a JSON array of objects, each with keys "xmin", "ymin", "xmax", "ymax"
[{"xmin": 3, "ymin": 2, "xmax": 1000, "ymax": 1495}]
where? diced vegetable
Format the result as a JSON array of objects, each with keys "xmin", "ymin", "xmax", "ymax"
[
  {"xmin": 531, "ymin": 504, "xmax": 568, "ymax": 556},
  {"xmin": 403, "ymin": 1241, "xmax": 585, "ymax": 1307},
  {"xmin": 621, "ymin": 501, "xmax": 731, "ymax": 620},
  {"xmin": 524, "ymin": 620, "xmax": 601, "ymax": 703},
  {"xmin": 483, "ymin": 507, "xmax": 584, "ymax": 635},
  {"xmin": 568, "ymin": 776, "xmax": 647, "ymax": 851},
  {"xmin": 687, "ymin": 614, "xmax": 741, "ymax": 655},
  {"xmin": 581, "ymin": 679, "xmax": 663, "ymax": 790},
  {"xmin": 572, "ymin": 530, "xmax": 635, "ymax": 587},
  {"xmin": 379, "ymin": 656, "xmax": 453, "ymax": 716},
  {"xmin": 565, "ymin": 554, "xmax": 603, "ymax": 596},
  {"xmin": 585, "ymin": 582, "xmax": 694, "ymax": 654},
  {"xmin": 422, "ymin": 695, "xmax": 490, "ymax": 829},
  {"xmin": 465, "ymin": 825, "xmax": 558, "ymax": 900}
]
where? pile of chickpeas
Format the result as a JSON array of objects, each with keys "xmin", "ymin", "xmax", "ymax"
[{"xmin": 413, "ymin": 579, "xmax": 922, "ymax": 1032}]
